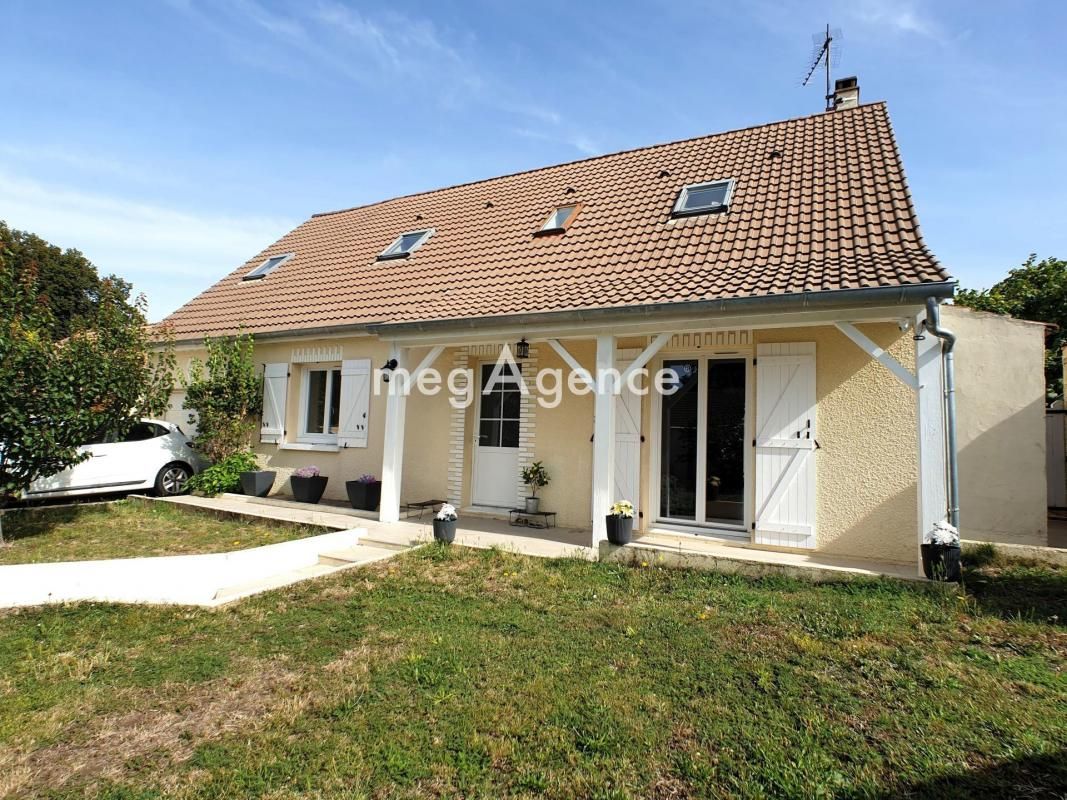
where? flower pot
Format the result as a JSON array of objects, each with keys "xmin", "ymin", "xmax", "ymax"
[
  {"xmin": 433, "ymin": 518, "xmax": 457, "ymax": 543},
  {"xmin": 240, "ymin": 470, "xmax": 276, "ymax": 498},
  {"xmin": 346, "ymin": 480, "xmax": 382, "ymax": 511},
  {"xmin": 921, "ymin": 543, "xmax": 962, "ymax": 582},
  {"xmin": 605, "ymin": 515, "xmax": 634, "ymax": 545},
  {"xmin": 524, "ymin": 496, "xmax": 541, "ymax": 513},
  {"xmin": 290, "ymin": 475, "xmax": 328, "ymax": 504}
]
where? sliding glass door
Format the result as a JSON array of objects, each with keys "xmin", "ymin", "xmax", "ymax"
[{"xmin": 658, "ymin": 356, "xmax": 748, "ymax": 530}]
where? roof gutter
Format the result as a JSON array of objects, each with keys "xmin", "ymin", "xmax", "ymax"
[{"xmin": 367, "ymin": 282, "xmax": 956, "ymax": 336}]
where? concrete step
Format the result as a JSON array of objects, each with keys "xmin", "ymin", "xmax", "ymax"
[{"xmin": 354, "ymin": 537, "xmax": 418, "ymax": 552}]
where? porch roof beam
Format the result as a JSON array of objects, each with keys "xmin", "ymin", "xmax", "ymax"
[
  {"xmin": 619, "ymin": 333, "xmax": 671, "ymax": 386},
  {"xmin": 382, "ymin": 305, "xmax": 926, "ymax": 348},
  {"xmin": 834, "ymin": 322, "xmax": 918, "ymax": 390},
  {"xmin": 545, "ymin": 338, "xmax": 595, "ymax": 391}
]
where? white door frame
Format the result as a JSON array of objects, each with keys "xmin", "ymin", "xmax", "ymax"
[
  {"xmin": 648, "ymin": 349, "xmax": 754, "ymax": 538},
  {"xmin": 470, "ymin": 361, "xmax": 522, "ymax": 509}
]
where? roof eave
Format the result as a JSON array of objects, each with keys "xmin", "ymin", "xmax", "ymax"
[{"xmin": 366, "ymin": 282, "xmax": 957, "ymax": 337}]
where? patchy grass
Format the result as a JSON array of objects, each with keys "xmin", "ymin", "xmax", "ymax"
[
  {"xmin": 0, "ymin": 545, "xmax": 1064, "ymax": 798},
  {"xmin": 0, "ymin": 501, "xmax": 327, "ymax": 565}
]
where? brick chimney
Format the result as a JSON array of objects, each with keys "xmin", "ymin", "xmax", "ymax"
[{"xmin": 832, "ymin": 76, "xmax": 860, "ymax": 110}]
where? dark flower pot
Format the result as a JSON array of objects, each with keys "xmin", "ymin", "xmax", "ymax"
[
  {"xmin": 921, "ymin": 543, "xmax": 962, "ymax": 582},
  {"xmin": 433, "ymin": 518, "xmax": 457, "ymax": 543},
  {"xmin": 240, "ymin": 470, "xmax": 276, "ymax": 498},
  {"xmin": 346, "ymin": 480, "xmax": 382, "ymax": 511},
  {"xmin": 291, "ymin": 475, "xmax": 328, "ymax": 504},
  {"xmin": 605, "ymin": 515, "xmax": 634, "ymax": 545}
]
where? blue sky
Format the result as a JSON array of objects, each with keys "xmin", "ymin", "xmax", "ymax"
[{"xmin": 2, "ymin": 0, "xmax": 1065, "ymax": 321}]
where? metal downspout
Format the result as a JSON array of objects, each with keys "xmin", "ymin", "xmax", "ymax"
[{"xmin": 923, "ymin": 297, "xmax": 960, "ymax": 528}]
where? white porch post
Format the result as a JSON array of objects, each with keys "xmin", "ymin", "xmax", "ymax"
[
  {"xmin": 379, "ymin": 344, "xmax": 408, "ymax": 524},
  {"xmin": 915, "ymin": 314, "xmax": 949, "ymax": 574},
  {"xmin": 591, "ymin": 334, "xmax": 616, "ymax": 546}
]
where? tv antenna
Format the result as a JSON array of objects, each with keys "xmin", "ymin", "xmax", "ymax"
[{"xmin": 802, "ymin": 24, "xmax": 843, "ymax": 111}]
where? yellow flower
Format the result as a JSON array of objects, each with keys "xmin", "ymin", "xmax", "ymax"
[
  {"xmin": 640, "ymin": 561, "xmax": 649, "ymax": 568},
  {"xmin": 232, "ymin": 540, "xmax": 241, "ymax": 546}
]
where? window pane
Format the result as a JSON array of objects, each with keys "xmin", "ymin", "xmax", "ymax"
[
  {"xmin": 305, "ymin": 370, "xmax": 327, "ymax": 434},
  {"xmin": 479, "ymin": 420, "xmax": 501, "ymax": 447},
  {"xmin": 481, "ymin": 391, "xmax": 502, "ymax": 419},
  {"xmin": 682, "ymin": 183, "xmax": 728, "ymax": 211},
  {"xmin": 501, "ymin": 387, "xmax": 521, "ymax": 419},
  {"xmin": 123, "ymin": 422, "xmax": 157, "ymax": 442},
  {"xmin": 660, "ymin": 360, "xmax": 699, "ymax": 519},
  {"xmin": 706, "ymin": 359, "xmax": 746, "ymax": 523},
  {"xmin": 500, "ymin": 420, "xmax": 520, "ymax": 448},
  {"xmin": 544, "ymin": 205, "xmax": 576, "ymax": 229},
  {"xmin": 328, "ymin": 369, "xmax": 342, "ymax": 434}
]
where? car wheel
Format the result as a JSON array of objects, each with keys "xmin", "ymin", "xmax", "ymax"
[{"xmin": 156, "ymin": 464, "xmax": 191, "ymax": 496}]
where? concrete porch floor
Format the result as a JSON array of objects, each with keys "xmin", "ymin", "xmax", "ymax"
[{"xmin": 160, "ymin": 494, "xmax": 925, "ymax": 581}]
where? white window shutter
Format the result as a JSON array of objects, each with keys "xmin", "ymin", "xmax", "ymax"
[
  {"xmin": 260, "ymin": 363, "xmax": 288, "ymax": 444},
  {"xmin": 754, "ymin": 343, "xmax": 817, "ymax": 549},
  {"xmin": 338, "ymin": 359, "xmax": 371, "ymax": 448}
]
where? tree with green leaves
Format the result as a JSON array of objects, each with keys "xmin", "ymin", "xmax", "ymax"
[
  {"xmin": 955, "ymin": 254, "xmax": 1066, "ymax": 400},
  {"xmin": 0, "ymin": 220, "xmax": 135, "ymax": 341},
  {"xmin": 182, "ymin": 333, "xmax": 262, "ymax": 464},
  {"xmin": 0, "ymin": 247, "xmax": 175, "ymax": 542}
]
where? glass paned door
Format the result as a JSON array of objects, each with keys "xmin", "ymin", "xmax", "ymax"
[
  {"xmin": 660, "ymin": 360, "xmax": 699, "ymax": 519},
  {"xmin": 705, "ymin": 359, "xmax": 746, "ymax": 523},
  {"xmin": 658, "ymin": 356, "xmax": 748, "ymax": 530},
  {"xmin": 472, "ymin": 362, "xmax": 523, "ymax": 508}
]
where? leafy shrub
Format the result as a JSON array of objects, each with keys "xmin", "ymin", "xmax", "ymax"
[{"xmin": 187, "ymin": 450, "xmax": 259, "ymax": 496}]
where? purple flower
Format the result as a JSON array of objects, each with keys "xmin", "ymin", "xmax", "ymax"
[
  {"xmin": 293, "ymin": 465, "xmax": 320, "ymax": 478},
  {"xmin": 357, "ymin": 474, "xmax": 378, "ymax": 483}
]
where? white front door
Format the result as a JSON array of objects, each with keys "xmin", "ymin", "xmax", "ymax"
[
  {"xmin": 472, "ymin": 363, "xmax": 522, "ymax": 508},
  {"xmin": 614, "ymin": 357, "xmax": 642, "ymax": 519}
]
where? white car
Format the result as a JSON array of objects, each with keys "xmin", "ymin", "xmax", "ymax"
[{"xmin": 24, "ymin": 420, "xmax": 208, "ymax": 500}]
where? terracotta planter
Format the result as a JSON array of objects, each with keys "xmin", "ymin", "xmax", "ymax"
[
  {"xmin": 291, "ymin": 475, "xmax": 328, "ymax": 504},
  {"xmin": 346, "ymin": 480, "xmax": 382, "ymax": 511},
  {"xmin": 240, "ymin": 470, "xmax": 276, "ymax": 498},
  {"xmin": 433, "ymin": 518, "xmax": 457, "ymax": 543},
  {"xmin": 921, "ymin": 543, "xmax": 962, "ymax": 582},
  {"xmin": 605, "ymin": 515, "xmax": 634, "ymax": 545}
]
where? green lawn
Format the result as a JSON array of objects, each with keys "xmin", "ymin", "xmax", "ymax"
[
  {"xmin": 0, "ymin": 501, "xmax": 326, "ymax": 565},
  {"xmin": 0, "ymin": 544, "xmax": 1064, "ymax": 799}
]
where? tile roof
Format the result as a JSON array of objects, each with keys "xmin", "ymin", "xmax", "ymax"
[{"xmin": 161, "ymin": 102, "xmax": 950, "ymax": 340}]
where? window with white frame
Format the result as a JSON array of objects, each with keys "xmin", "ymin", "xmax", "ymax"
[
  {"xmin": 299, "ymin": 365, "xmax": 342, "ymax": 443},
  {"xmin": 377, "ymin": 228, "xmax": 434, "ymax": 260},
  {"xmin": 672, "ymin": 179, "xmax": 734, "ymax": 217},
  {"xmin": 243, "ymin": 253, "xmax": 294, "ymax": 281}
]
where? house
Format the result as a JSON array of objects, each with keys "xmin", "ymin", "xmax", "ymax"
[{"xmin": 159, "ymin": 82, "xmax": 1048, "ymax": 565}]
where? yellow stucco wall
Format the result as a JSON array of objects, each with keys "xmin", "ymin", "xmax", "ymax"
[
  {"xmin": 755, "ymin": 324, "xmax": 919, "ymax": 563},
  {"xmin": 946, "ymin": 306, "xmax": 1047, "ymax": 546}
]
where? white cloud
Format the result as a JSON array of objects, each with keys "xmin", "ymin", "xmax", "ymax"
[
  {"xmin": 848, "ymin": 0, "xmax": 945, "ymax": 42},
  {"xmin": 0, "ymin": 170, "xmax": 294, "ymax": 320}
]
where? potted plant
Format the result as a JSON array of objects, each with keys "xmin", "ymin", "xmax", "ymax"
[
  {"xmin": 921, "ymin": 521, "xmax": 962, "ymax": 582},
  {"xmin": 521, "ymin": 460, "xmax": 550, "ymax": 514},
  {"xmin": 345, "ymin": 474, "xmax": 382, "ymax": 511},
  {"xmin": 606, "ymin": 500, "xmax": 635, "ymax": 545},
  {"xmin": 290, "ymin": 465, "xmax": 328, "ymax": 504},
  {"xmin": 240, "ymin": 467, "xmax": 276, "ymax": 498},
  {"xmin": 433, "ymin": 503, "xmax": 458, "ymax": 543}
]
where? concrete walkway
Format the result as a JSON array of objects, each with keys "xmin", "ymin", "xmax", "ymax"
[
  {"xmin": 161, "ymin": 493, "xmax": 597, "ymax": 560},
  {"xmin": 0, "ymin": 528, "xmax": 411, "ymax": 609}
]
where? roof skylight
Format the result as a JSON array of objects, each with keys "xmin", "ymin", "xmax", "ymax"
[
  {"xmin": 672, "ymin": 179, "xmax": 734, "ymax": 217},
  {"xmin": 378, "ymin": 228, "xmax": 434, "ymax": 260},
  {"xmin": 243, "ymin": 253, "xmax": 294, "ymax": 281},
  {"xmin": 535, "ymin": 204, "xmax": 580, "ymax": 235}
]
